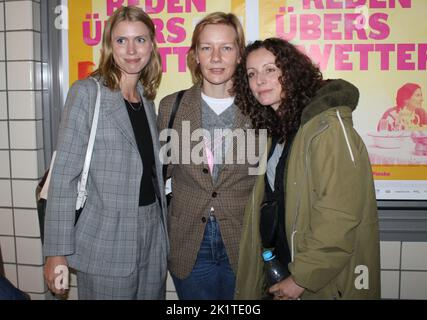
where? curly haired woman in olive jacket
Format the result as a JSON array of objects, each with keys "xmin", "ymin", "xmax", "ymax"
[{"xmin": 234, "ymin": 38, "xmax": 380, "ymax": 300}]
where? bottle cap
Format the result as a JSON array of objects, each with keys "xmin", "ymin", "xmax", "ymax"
[{"xmin": 262, "ymin": 250, "xmax": 275, "ymax": 261}]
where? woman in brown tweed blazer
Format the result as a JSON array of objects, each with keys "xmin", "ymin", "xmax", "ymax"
[{"xmin": 158, "ymin": 12, "xmax": 258, "ymax": 299}]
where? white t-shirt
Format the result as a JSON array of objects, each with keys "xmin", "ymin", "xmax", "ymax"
[{"xmin": 201, "ymin": 92, "xmax": 235, "ymax": 115}]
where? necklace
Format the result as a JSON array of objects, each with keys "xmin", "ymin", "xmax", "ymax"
[{"xmin": 125, "ymin": 98, "xmax": 143, "ymax": 112}]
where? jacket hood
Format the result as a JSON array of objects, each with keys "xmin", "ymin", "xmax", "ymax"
[{"xmin": 300, "ymin": 79, "xmax": 359, "ymax": 125}]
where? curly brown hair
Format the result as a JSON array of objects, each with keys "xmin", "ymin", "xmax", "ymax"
[{"xmin": 234, "ymin": 38, "xmax": 323, "ymax": 142}]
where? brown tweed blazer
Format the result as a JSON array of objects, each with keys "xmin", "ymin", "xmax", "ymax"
[{"xmin": 158, "ymin": 84, "xmax": 258, "ymax": 279}]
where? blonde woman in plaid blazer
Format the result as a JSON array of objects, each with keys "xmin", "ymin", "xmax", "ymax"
[
  {"xmin": 43, "ymin": 6, "xmax": 168, "ymax": 300},
  {"xmin": 158, "ymin": 12, "xmax": 258, "ymax": 300}
]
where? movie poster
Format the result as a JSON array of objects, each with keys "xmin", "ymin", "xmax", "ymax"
[{"xmin": 63, "ymin": 0, "xmax": 427, "ymax": 199}]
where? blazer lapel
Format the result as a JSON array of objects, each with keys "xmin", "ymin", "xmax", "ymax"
[
  {"xmin": 104, "ymin": 86, "xmax": 139, "ymax": 151},
  {"xmin": 138, "ymin": 84, "xmax": 165, "ymax": 196},
  {"xmin": 138, "ymin": 84, "xmax": 168, "ymax": 227}
]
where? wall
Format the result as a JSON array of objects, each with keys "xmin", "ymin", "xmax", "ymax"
[
  {"xmin": 0, "ymin": 0, "xmax": 46, "ymax": 300},
  {"xmin": 0, "ymin": 0, "xmax": 426, "ymax": 301},
  {"xmin": 381, "ymin": 241, "xmax": 427, "ymax": 299}
]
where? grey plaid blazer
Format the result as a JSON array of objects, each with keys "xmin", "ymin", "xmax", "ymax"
[
  {"xmin": 43, "ymin": 77, "xmax": 169, "ymax": 277},
  {"xmin": 158, "ymin": 85, "xmax": 257, "ymax": 279}
]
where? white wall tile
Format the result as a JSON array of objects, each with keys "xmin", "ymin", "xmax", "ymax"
[
  {"xmin": 0, "ymin": 3, "xmax": 4, "ymax": 32},
  {"xmin": 0, "ymin": 208, "xmax": 13, "ymax": 235},
  {"xmin": 28, "ymin": 293, "xmax": 47, "ymax": 300},
  {"xmin": 5, "ymin": 1, "xmax": 34, "ymax": 31},
  {"xmin": 34, "ymin": 32, "xmax": 40, "ymax": 61},
  {"xmin": 69, "ymin": 270, "xmax": 77, "ymax": 287},
  {"xmin": 0, "ymin": 236, "xmax": 15, "ymax": 263},
  {"xmin": 0, "ymin": 179, "xmax": 12, "ymax": 206},
  {"xmin": 380, "ymin": 270, "xmax": 399, "ymax": 299},
  {"xmin": 8, "ymin": 91, "xmax": 40, "ymax": 119},
  {"xmin": 7, "ymin": 61, "xmax": 36, "ymax": 90},
  {"xmin": 12, "ymin": 179, "xmax": 37, "ymax": 208},
  {"xmin": 14, "ymin": 209, "xmax": 40, "ymax": 237},
  {"xmin": 16, "ymin": 237, "xmax": 43, "ymax": 265},
  {"xmin": 68, "ymin": 287, "xmax": 78, "ymax": 300},
  {"xmin": 166, "ymin": 271, "xmax": 177, "ymax": 300},
  {"xmin": 9, "ymin": 119, "xmax": 45, "ymax": 152},
  {"xmin": 166, "ymin": 271, "xmax": 175, "ymax": 291},
  {"xmin": 34, "ymin": 62, "xmax": 42, "ymax": 90},
  {"xmin": 11, "ymin": 150, "xmax": 38, "ymax": 178},
  {"xmin": 0, "ymin": 32, "xmax": 4, "ymax": 60},
  {"xmin": 36, "ymin": 119, "xmax": 43, "ymax": 148},
  {"xmin": 4, "ymin": 264, "xmax": 18, "ymax": 287},
  {"xmin": 401, "ymin": 242, "xmax": 427, "ymax": 270},
  {"xmin": 6, "ymin": 31, "xmax": 39, "ymax": 61},
  {"xmin": 0, "ymin": 150, "xmax": 10, "ymax": 178},
  {"xmin": 37, "ymin": 148, "xmax": 45, "ymax": 177},
  {"xmin": 32, "ymin": 2, "xmax": 40, "ymax": 32},
  {"xmin": 9, "ymin": 120, "xmax": 42, "ymax": 149},
  {"xmin": 400, "ymin": 271, "xmax": 427, "ymax": 300},
  {"xmin": 0, "ymin": 121, "xmax": 8, "ymax": 148},
  {"xmin": 0, "ymin": 62, "xmax": 5, "ymax": 90},
  {"xmin": 380, "ymin": 241, "xmax": 401, "ymax": 270},
  {"xmin": 0, "ymin": 91, "xmax": 7, "ymax": 119},
  {"xmin": 35, "ymin": 91, "xmax": 42, "ymax": 119},
  {"xmin": 17, "ymin": 265, "xmax": 45, "ymax": 293},
  {"xmin": 166, "ymin": 291, "xmax": 178, "ymax": 300}
]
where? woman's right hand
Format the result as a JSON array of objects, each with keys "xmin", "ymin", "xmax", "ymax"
[{"xmin": 44, "ymin": 256, "xmax": 69, "ymax": 295}]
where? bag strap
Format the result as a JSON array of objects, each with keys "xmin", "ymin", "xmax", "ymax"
[
  {"xmin": 162, "ymin": 89, "xmax": 185, "ymax": 182},
  {"xmin": 75, "ymin": 77, "xmax": 101, "ymax": 209}
]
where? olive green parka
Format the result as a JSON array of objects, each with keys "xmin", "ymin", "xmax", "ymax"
[{"xmin": 235, "ymin": 79, "xmax": 380, "ymax": 300}]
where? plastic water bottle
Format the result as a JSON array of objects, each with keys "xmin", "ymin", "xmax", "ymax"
[{"xmin": 262, "ymin": 249, "xmax": 288, "ymax": 286}]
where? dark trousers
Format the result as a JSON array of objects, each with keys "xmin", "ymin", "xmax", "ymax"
[{"xmin": 0, "ymin": 275, "xmax": 29, "ymax": 300}]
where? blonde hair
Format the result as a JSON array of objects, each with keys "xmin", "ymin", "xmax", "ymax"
[
  {"xmin": 187, "ymin": 12, "xmax": 245, "ymax": 85},
  {"xmin": 91, "ymin": 6, "xmax": 162, "ymax": 100}
]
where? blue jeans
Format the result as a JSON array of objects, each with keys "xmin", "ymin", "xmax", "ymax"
[{"xmin": 172, "ymin": 216, "xmax": 235, "ymax": 300}]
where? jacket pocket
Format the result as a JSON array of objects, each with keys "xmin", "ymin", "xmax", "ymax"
[{"xmin": 75, "ymin": 205, "xmax": 136, "ymax": 264}]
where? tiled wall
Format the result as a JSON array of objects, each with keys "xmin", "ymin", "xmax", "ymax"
[
  {"xmin": 381, "ymin": 241, "xmax": 427, "ymax": 299},
  {"xmin": 0, "ymin": 0, "xmax": 46, "ymax": 300},
  {"xmin": 0, "ymin": 0, "xmax": 427, "ymax": 301}
]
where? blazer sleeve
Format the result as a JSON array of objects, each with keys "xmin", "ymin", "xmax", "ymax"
[
  {"xmin": 289, "ymin": 120, "xmax": 365, "ymax": 292},
  {"xmin": 43, "ymin": 80, "xmax": 94, "ymax": 257}
]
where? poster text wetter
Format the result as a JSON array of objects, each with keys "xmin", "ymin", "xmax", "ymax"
[{"xmin": 258, "ymin": 0, "xmax": 427, "ymax": 199}]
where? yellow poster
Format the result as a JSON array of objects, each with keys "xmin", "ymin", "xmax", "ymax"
[
  {"xmin": 257, "ymin": 0, "xmax": 427, "ymax": 199},
  {"xmin": 66, "ymin": 0, "xmax": 427, "ymax": 199},
  {"xmin": 68, "ymin": 0, "xmax": 246, "ymax": 103}
]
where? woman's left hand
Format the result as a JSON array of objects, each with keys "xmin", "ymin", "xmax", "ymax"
[{"xmin": 269, "ymin": 276, "xmax": 305, "ymax": 300}]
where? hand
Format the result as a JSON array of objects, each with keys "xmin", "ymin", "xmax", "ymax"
[
  {"xmin": 44, "ymin": 256, "xmax": 69, "ymax": 296},
  {"xmin": 269, "ymin": 276, "xmax": 305, "ymax": 300}
]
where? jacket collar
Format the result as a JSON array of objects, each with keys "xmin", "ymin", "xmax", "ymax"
[{"xmin": 300, "ymin": 79, "xmax": 359, "ymax": 126}]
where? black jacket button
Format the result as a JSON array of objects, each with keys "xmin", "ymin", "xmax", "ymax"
[
  {"xmin": 212, "ymin": 192, "xmax": 217, "ymax": 198},
  {"xmin": 202, "ymin": 168, "xmax": 209, "ymax": 174},
  {"xmin": 201, "ymin": 217, "xmax": 207, "ymax": 223}
]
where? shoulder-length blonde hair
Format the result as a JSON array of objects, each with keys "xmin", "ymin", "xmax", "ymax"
[
  {"xmin": 91, "ymin": 6, "xmax": 162, "ymax": 100},
  {"xmin": 187, "ymin": 12, "xmax": 245, "ymax": 85}
]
